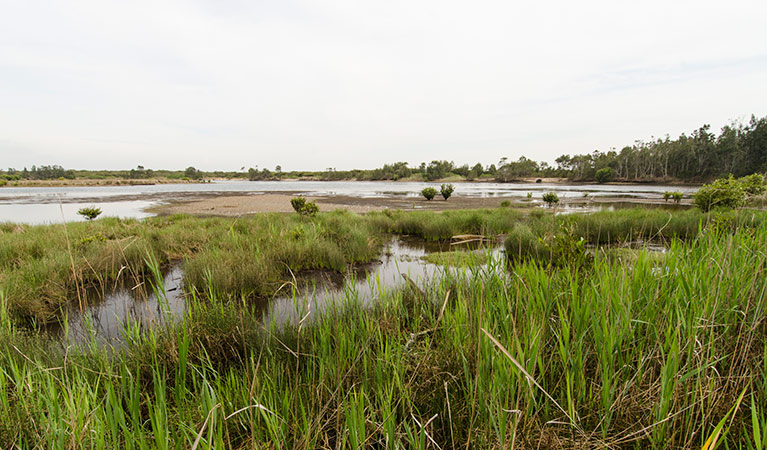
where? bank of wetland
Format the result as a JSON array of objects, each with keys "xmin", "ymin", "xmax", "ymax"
[{"xmin": 1, "ymin": 205, "xmax": 767, "ymax": 448}]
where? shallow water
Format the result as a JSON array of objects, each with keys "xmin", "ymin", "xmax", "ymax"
[
  {"xmin": 54, "ymin": 265, "xmax": 185, "ymax": 345},
  {"xmin": 0, "ymin": 180, "xmax": 697, "ymax": 224},
  {"xmin": 52, "ymin": 238, "xmax": 500, "ymax": 344},
  {"xmin": 263, "ymin": 238, "xmax": 503, "ymax": 327}
]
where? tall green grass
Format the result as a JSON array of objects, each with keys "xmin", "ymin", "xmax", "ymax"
[
  {"xmin": 0, "ymin": 221, "xmax": 765, "ymax": 447},
  {"xmin": 0, "ymin": 211, "xmax": 382, "ymax": 322}
]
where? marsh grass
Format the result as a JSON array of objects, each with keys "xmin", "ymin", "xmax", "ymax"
[
  {"xmin": 0, "ymin": 217, "xmax": 766, "ymax": 447},
  {"xmin": 0, "ymin": 211, "xmax": 382, "ymax": 322},
  {"xmin": 3, "ymin": 207, "xmax": 767, "ymax": 325}
]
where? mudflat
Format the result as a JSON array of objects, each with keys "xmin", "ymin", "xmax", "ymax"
[{"xmin": 150, "ymin": 193, "xmax": 518, "ymax": 216}]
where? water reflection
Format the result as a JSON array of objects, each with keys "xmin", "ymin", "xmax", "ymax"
[
  {"xmin": 50, "ymin": 238, "xmax": 501, "ymax": 344},
  {"xmin": 56, "ymin": 265, "xmax": 185, "ymax": 345}
]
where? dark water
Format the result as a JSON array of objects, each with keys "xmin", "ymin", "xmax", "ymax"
[
  {"xmin": 0, "ymin": 180, "xmax": 697, "ymax": 224},
  {"xmin": 263, "ymin": 238, "xmax": 502, "ymax": 327},
  {"xmin": 53, "ymin": 238, "xmax": 501, "ymax": 345},
  {"xmin": 54, "ymin": 265, "xmax": 185, "ymax": 345}
]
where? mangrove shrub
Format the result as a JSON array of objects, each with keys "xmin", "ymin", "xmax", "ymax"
[
  {"xmin": 421, "ymin": 187, "xmax": 437, "ymax": 201},
  {"xmin": 542, "ymin": 191, "xmax": 559, "ymax": 207},
  {"xmin": 77, "ymin": 207, "xmax": 102, "ymax": 221},
  {"xmin": 693, "ymin": 176, "xmax": 746, "ymax": 212},
  {"xmin": 440, "ymin": 183, "xmax": 455, "ymax": 200}
]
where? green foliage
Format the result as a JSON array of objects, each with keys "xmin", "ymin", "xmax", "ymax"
[
  {"xmin": 369, "ymin": 208, "xmax": 522, "ymax": 241},
  {"xmin": 248, "ymin": 167, "xmax": 278, "ymax": 181},
  {"xmin": 77, "ymin": 207, "xmax": 102, "ymax": 221},
  {"xmin": 290, "ymin": 196, "xmax": 319, "ymax": 216},
  {"xmin": 495, "ymin": 156, "xmax": 539, "ymax": 182},
  {"xmin": 1, "ymin": 221, "xmax": 767, "ymax": 447},
  {"xmin": 423, "ymin": 160, "xmax": 455, "ymax": 181},
  {"xmin": 542, "ymin": 191, "xmax": 559, "ymax": 207},
  {"xmin": 595, "ymin": 167, "xmax": 614, "ymax": 183},
  {"xmin": 421, "ymin": 187, "xmax": 437, "ymax": 201},
  {"xmin": 440, "ymin": 183, "xmax": 455, "ymax": 200},
  {"xmin": 184, "ymin": 166, "xmax": 202, "ymax": 180},
  {"xmin": 500, "ymin": 200, "xmax": 511, "ymax": 208},
  {"xmin": 300, "ymin": 201, "xmax": 319, "ymax": 216},
  {"xmin": 693, "ymin": 176, "xmax": 746, "ymax": 212},
  {"xmin": 740, "ymin": 173, "xmax": 766, "ymax": 196},
  {"xmin": 664, "ymin": 191, "xmax": 683, "ymax": 203},
  {"xmin": 128, "ymin": 165, "xmax": 153, "ymax": 179}
]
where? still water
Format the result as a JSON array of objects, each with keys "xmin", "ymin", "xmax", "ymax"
[
  {"xmin": 54, "ymin": 238, "xmax": 501, "ymax": 345},
  {"xmin": 0, "ymin": 180, "xmax": 696, "ymax": 224}
]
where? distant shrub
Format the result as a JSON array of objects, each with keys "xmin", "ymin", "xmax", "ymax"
[
  {"xmin": 526, "ymin": 192, "xmax": 533, "ymax": 201},
  {"xmin": 440, "ymin": 183, "xmax": 455, "ymax": 200},
  {"xmin": 500, "ymin": 200, "xmax": 511, "ymax": 208},
  {"xmin": 739, "ymin": 173, "xmax": 766, "ymax": 196},
  {"xmin": 542, "ymin": 192, "xmax": 559, "ymax": 207},
  {"xmin": 671, "ymin": 192, "xmax": 683, "ymax": 203},
  {"xmin": 290, "ymin": 197, "xmax": 319, "ymax": 216},
  {"xmin": 663, "ymin": 191, "xmax": 672, "ymax": 202},
  {"xmin": 300, "ymin": 202, "xmax": 319, "ymax": 216},
  {"xmin": 693, "ymin": 176, "xmax": 746, "ymax": 212},
  {"xmin": 421, "ymin": 187, "xmax": 438, "ymax": 201},
  {"xmin": 595, "ymin": 167, "xmax": 614, "ymax": 184},
  {"xmin": 77, "ymin": 207, "xmax": 102, "ymax": 221},
  {"xmin": 0, "ymin": 180, "xmax": 6, "ymax": 187}
]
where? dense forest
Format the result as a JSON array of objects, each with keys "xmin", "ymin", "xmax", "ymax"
[{"xmin": 3, "ymin": 115, "xmax": 766, "ymax": 184}]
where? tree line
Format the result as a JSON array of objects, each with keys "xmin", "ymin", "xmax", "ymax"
[{"xmin": 3, "ymin": 114, "xmax": 765, "ymax": 184}]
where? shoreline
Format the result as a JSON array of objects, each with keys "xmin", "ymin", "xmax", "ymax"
[{"xmin": 0, "ymin": 177, "xmax": 703, "ymax": 189}]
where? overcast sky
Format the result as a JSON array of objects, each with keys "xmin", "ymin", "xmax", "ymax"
[{"xmin": 1, "ymin": 0, "xmax": 766, "ymax": 171}]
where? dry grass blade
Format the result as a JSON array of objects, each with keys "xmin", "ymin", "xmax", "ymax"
[
  {"xmin": 191, "ymin": 403, "xmax": 220, "ymax": 450},
  {"xmin": 480, "ymin": 327, "xmax": 585, "ymax": 436},
  {"xmin": 405, "ymin": 290, "xmax": 450, "ymax": 350}
]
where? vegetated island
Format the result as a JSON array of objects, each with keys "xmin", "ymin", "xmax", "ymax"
[{"xmin": 2, "ymin": 114, "xmax": 766, "ymax": 187}]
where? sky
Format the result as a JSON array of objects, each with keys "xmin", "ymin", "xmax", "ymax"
[{"xmin": 1, "ymin": 0, "xmax": 766, "ymax": 172}]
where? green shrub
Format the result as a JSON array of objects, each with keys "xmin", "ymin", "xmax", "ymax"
[
  {"xmin": 421, "ymin": 187, "xmax": 438, "ymax": 201},
  {"xmin": 500, "ymin": 200, "xmax": 511, "ymax": 208},
  {"xmin": 542, "ymin": 191, "xmax": 559, "ymax": 207},
  {"xmin": 693, "ymin": 176, "xmax": 746, "ymax": 212},
  {"xmin": 77, "ymin": 207, "xmax": 102, "ymax": 221},
  {"xmin": 671, "ymin": 192, "xmax": 683, "ymax": 203},
  {"xmin": 595, "ymin": 167, "xmax": 614, "ymax": 184},
  {"xmin": 440, "ymin": 183, "xmax": 455, "ymax": 200},
  {"xmin": 300, "ymin": 201, "xmax": 319, "ymax": 216},
  {"xmin": 290, "ymin": 196, "xmax": 307, "ymax": 212},
  {"xmin": 290, "ymin": 196, "xmax": 319, "ymax": 216},
  {"xmin": 663, "ymin": 191, "xmax": 672, "ymax": 202},
  {"xmin": 739, "ymin": 173, "xmax": 766, "ymax": 196}
]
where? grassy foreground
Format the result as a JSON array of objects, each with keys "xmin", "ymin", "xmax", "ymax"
[{"xmin": 0, "ymin": 208, "xmax": 766, "ymax": 447}]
